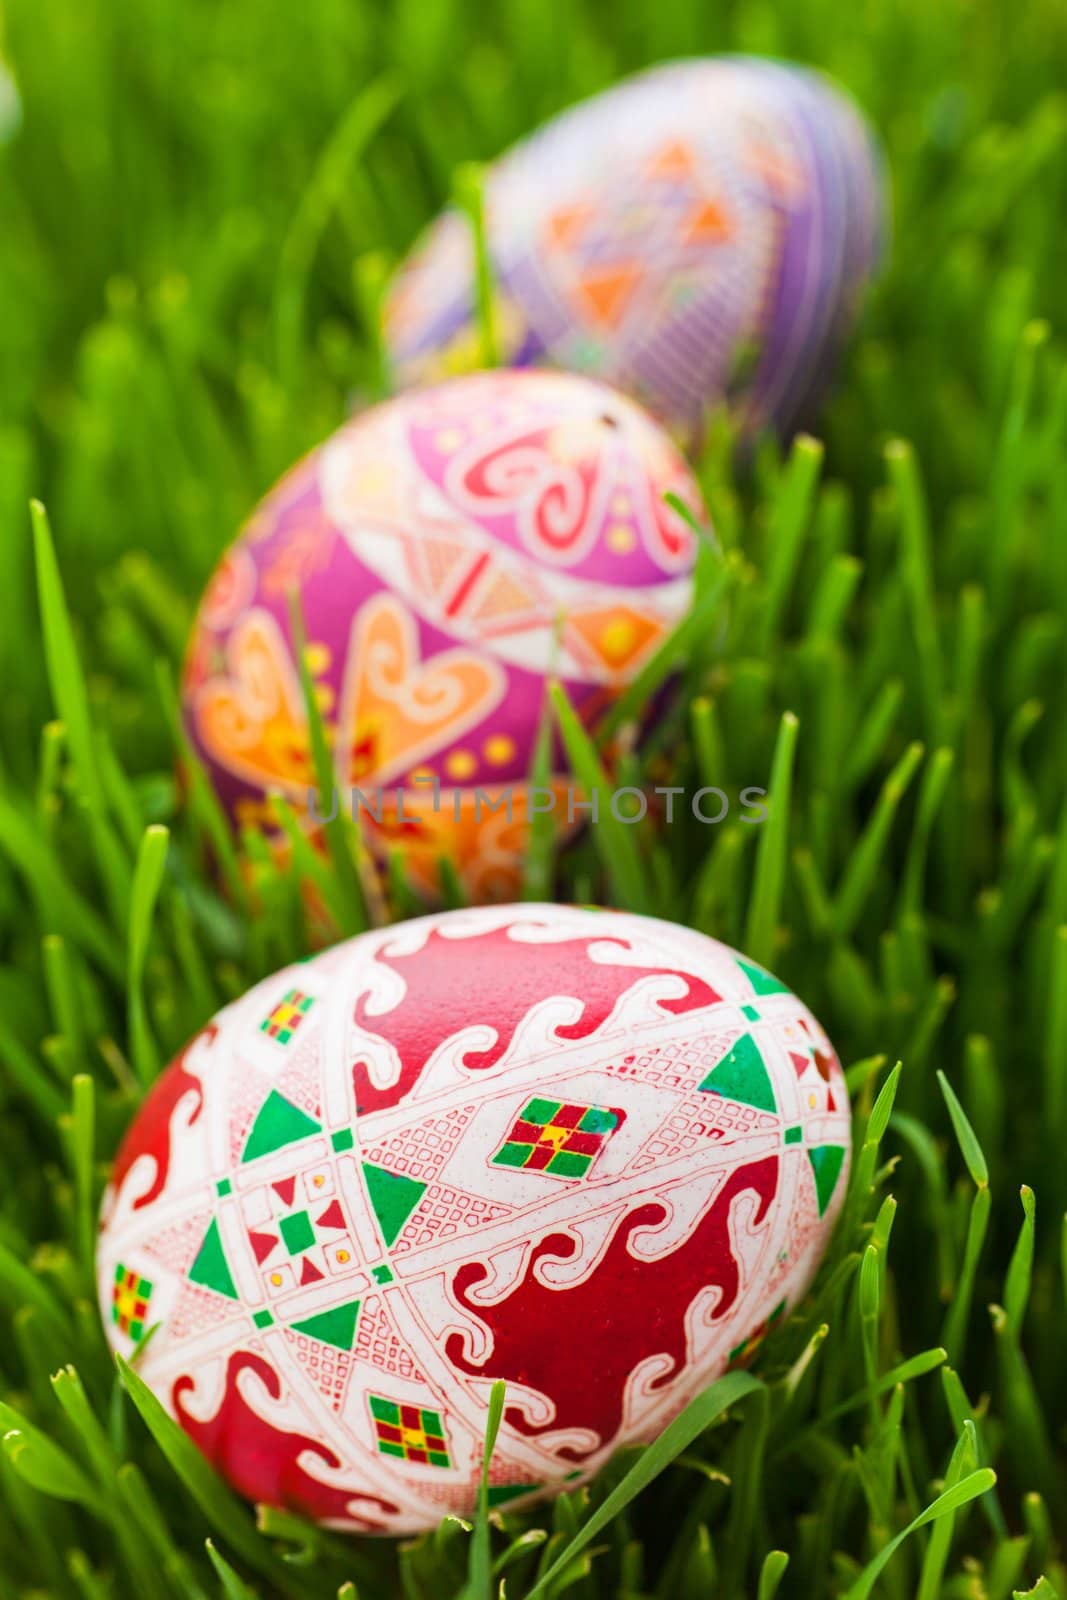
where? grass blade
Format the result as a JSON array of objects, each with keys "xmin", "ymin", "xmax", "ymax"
[
  {"xmin": 743, "ymin": 711, "xmax": 798, "ymax": 969},
  {"xmin": 127, "ymin": 825, "xmax": 169, "ymax": 1085},
  {"xmin": 527, "ymin": 1372, "xmax": 763, "ymax": 1598},
  {"xmin": 549, "ymin": 680, "xmax": 651, "ymax": 911},
  {"xmin": 843, "ymin": 1468, "xmax": 996, "ymax": 1600},
  {"xmin": 461, "ymin": 1381, "xmax": 506, "ymax": 1600}
]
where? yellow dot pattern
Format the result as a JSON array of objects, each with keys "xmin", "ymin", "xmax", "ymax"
[
  {"xmin": 445, "ymin": 749, "xmax": 477, "ymax": 780},
  {"xmin": 484, "ymin": 735, "xmax": 516, "ymax": 766}
]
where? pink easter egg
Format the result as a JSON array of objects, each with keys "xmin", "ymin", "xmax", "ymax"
[{"xmin": 182, "ymin": 369, "xmax": 703, "ymax": 901}]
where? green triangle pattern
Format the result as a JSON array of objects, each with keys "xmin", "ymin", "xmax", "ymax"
[
  {"xmin": 363, "ymin": 1162, "xmax": 427, "ymax": 1247},
  {"xmin": 736, "ymin": 956, "xmax": 790, "ymax": 997},
  {"xmin": 242, "ymin": 1089, "xmax": 321, "ymax": 1163},
  {"xmin": 698, "ymin": 1033, "xmax": 777, "ymax": 1113},
  {"xmin": 487, "ymin": 1483, "xmax": 541, "ymax": 1508},
  {"xmin": 807, "ymin": 1145, "xmax": 847, "ymax": 1216},
  {"xmin": 188, "ymin": 1218, "xmax": 238, "ymax": 1299},
  {"xmin": 291, "ymin": 1299, "xmax": 361, "ymax": 1352}
]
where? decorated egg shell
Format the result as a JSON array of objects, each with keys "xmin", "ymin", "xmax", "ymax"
[
  {"xmin": 385, "ymin": 56, "xmax": 885, "ymax": 440},
  {"xmin": 97, "ymin": 902, "xmax": 851, "ymax": 1534},
  {"xmin": 181, "ymin": 369, "xmax": 701, "ymax": 903}
]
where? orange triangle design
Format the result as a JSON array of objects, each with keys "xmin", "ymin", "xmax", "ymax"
[
  {"xmin": 468, "ymin": 569, "xmax": 546, "ymax": 628},
  {"xmin": 567, "ymin": 606, "xmax": 663, "ymax": 673},
  {"xmin": 545, "ymin": 203, "xmax": 594, "ymax": 252},
  {"xmin": 685, "ymin": 198, "xmax": 734, "ymax": 244},
  {"xmin": 420, "ymin": 533, "xmax": 474, "ymax": 598},
  {"xmin": 576, "ymin": 264, "xmax": 643, "ymax": 328},
  {"xmin": 647, "ymin": 139, "xmax": 697, "ymax": 180}
]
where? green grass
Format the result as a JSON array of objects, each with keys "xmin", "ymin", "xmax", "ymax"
[{"xmin": 1, "ymin": 0, "xmax": 1067, "ymax": 1595}]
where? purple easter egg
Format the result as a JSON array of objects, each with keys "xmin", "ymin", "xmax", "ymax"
[
  {"xmin": 384, "ymin": 57, "xmax": 885, "ymax": 440},
  {"xmin": 182, "ymin": 369, "xmax": 703, "ymax": 903}
]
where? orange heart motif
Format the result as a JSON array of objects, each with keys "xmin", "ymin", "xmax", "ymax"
[
  {"xmin": 338, "ymin": 593, "xmax": 506, "ymax": 787},
  {"xmin": 193, "ymin": 597, "xmax": 506, "ymax": 803},
  {"xmin": 192, "ymin": 611, "xmax": 315, "ymax": 802}
]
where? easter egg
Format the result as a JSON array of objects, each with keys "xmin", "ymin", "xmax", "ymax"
[
  {"xmin": 181, "ymin": 369, "xmax": 702, "ymax": 902},
  {"xmin": 384, "ymin": 57, "xmax": 885, "ymax": 439},
  {"xmin": 97, "ymin": 903, "xmax": 850, "ymax": 1534}
]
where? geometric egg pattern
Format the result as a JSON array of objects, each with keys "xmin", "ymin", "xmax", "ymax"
[
  {"xmin": 181, "ymin": 371, "xmax": 702, "ymax": 902},
  {"xmin": 98, "ymin": 905, "xmax": 850, "ymax": 1533},
  {"xmin": 385, "ymin": 57, "xmax": 884, "ymax": 440}
]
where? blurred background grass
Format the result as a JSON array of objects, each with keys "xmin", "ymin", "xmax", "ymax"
[
  {"xmin": 2, "ymin": 0, "xmax": 1066, "ymax": 647},
  {"xmin": 1, "ymin": 0, "xmax": 1067, "ymax": 1596}
]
